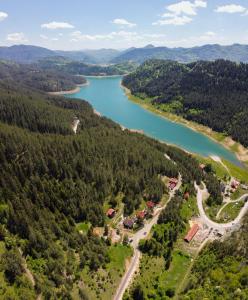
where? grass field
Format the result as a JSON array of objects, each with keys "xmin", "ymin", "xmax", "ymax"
[
  {"xmin": 76, "ymin": 222, "xmax": 91, "ymax": 233},
  {"xmin": 78, "ymin": 244, "xmax": 133, "ymax": 300},
  {"xmin": 230, "ymin": 188, "xmax": 248, "ymax": 201},
  {"xmin": 219, "ymin": 201, "xmax": 245, "ymax": 223}
]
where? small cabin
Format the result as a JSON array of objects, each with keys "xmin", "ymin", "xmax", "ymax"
[
  {"xmin": 123, "ymin": 218, "xmax": 134, "ymax": 229},
  {"xmin": 146, "ymin": 201, "xmax": 155, "ymax": 209},
  {"xmin": 106, "ymin": 208, "xmax": 116, "ymax": 218},
  {"xmin": 136, "ymin": 211, "xmax": 146, "ymax": 220}
]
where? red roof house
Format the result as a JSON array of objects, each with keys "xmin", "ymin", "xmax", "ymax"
[
  {"xmin": 136, "ymin": 211, "xmax": 146, "ymax": 219},
  {"xmin": 146, "ymin": 201, "xmax": 155, "ymax": 209},
  {"xmin": 184, "ymin": 192, "xmax": 190, "ymax": 200},
  {"xmin": 106, "ymin": 208, "xmax": 115, "ymax": 218},
  {"xmin": 184, "ymin": 224, "xmax": 199, "ymax": 243}
]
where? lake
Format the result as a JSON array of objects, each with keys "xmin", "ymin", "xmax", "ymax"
[{"xmin": 68, "ymin": 76, "xmax": 240, "ymax": 165}]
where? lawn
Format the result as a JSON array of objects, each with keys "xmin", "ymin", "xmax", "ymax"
[
  {"xmin": 180, "ymin": 196, "xmax": 199, "ymax": 223},
  {"xmin": 75, "ymin": 222, "xmax": 91, "ymax": 233},
  {"xmin": 160, "ymin": 251, "xmax": 191, "ymax": 293},
  {"xmin": 128, "ymin": 250, "xmax": 191, "ymax": 298},
  {"xmin": 230, "ymin": 188, "xmax": 248, "ymax": 201},
  {"xmin": 223, "ymin": 159, "xmax": 248, "ymax": 183},
  {"xmin": 78, "ymin": 244, "xmax": 133, "ymax": 300},
  {"xmin": 219, "ymin": 202, "xmax": 245, "ymax": 223}
]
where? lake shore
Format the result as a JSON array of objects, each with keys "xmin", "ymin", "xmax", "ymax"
[
  {"xmin": 122, "ymin": 84, "xmax": 248, "ymax": 165},
  {"xmin": 48, "ymin": 81, "xmax": 89, "ymax": 96}
]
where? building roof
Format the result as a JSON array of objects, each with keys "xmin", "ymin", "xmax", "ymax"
[
  {"xmin": 184, "ymin": 224, "xmax": 199, "ymax": 242},
  {"xmin": 136, "ymin": 211, "xmax": 146, "ymax": 219},
  {"xmin": 123, "ymin": 218, "xmax": 134, "ymax": 228},
  {"xmin": 199, "ymin": 164, "xmax": 206, "ymax": 170},
  {"xmin": 107, "ymin": 208, "xmax": 115, "ymax": 216},
  {"xmin": 146, "ymin": 201, "xmax": 155, "ymax": 208},
  {"xmin": 169, "ymin": 178, "xmax": 178, "ymax": 184},
  {"xmin": 184, "ymin": 192, "xmax": 190, "ymax": 199}
]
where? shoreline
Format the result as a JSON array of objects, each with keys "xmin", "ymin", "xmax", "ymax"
[
  {"xmin": 121, "ymin": 84, "xmax": 248, "ymax": 165},
  {"xmin": 48, "ymin": 81, "xmax": 89, "ymax": 96}
]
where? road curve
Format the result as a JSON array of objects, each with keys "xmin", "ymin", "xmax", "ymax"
[{"xmin": 195, "ymin": 182, "xmax": 248, "ymax": 233}]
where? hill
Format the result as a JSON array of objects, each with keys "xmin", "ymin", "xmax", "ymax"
[
  {"xmin": 123, "ymin": 59, "xmax": 248, "ymax": 148},
  {"xmin": 0, "ymin": 45, "xmax": 56, "ymax": 63},
  {"xmin": 0, "ymin": 71, "xmax": 206, "ymax": 298},
  {"xmin": 0, "ymin": 45, "xmax": 121, "ymax": 64},
  {"xmin": 0, "ymin": 60, "xmax": 86, "ymax": 92},
  {"xmin": 112, "ymin": 44, "xmax": 248, "ymax": 64}
]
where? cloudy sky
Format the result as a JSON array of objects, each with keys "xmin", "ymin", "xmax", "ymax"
[{"xmin": 0, "ymin": 0, "xmax": 248, "ymax": 50}]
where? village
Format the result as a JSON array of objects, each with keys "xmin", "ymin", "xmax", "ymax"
[{"xmin": 101, "ymin": 162, "xmax": 248, "ymax": 249}]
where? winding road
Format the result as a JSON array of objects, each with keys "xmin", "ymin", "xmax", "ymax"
[
  {"xmin": 195, "ymin": 182, "xmax": 248, "ymax": 234},
  {"xmin": 113, "ymin": 175, "xmax": 182, "ymax": 300}
]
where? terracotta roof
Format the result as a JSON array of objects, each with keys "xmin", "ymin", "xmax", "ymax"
[
  {"xmin": 184, "ymin": 224, "xmax": 199, "ymax": 242},
  {"xmin": 169, "ymin": 178, "xmax": 178, "ymax": 184},
  {"xmin": 184, "ymin": 192, "xmax": 190, "ymax": 199},
  {"xmin": 107, "ymin": 208, "xmax": 115, "ymax": 217},
  {"xmin": 136, "ymin": 211, "xmax": 145, "ymax": 219},
  {"xmin": 146, "ymin": 201, "xmax": 155, "ymax": 208}
]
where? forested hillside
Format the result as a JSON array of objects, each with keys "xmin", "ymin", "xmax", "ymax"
[
  {"xmin": 0, "ymin": 60, "xmax": 86, "ymax": 92},
  {"xmin": 38, "ymin": 57, "xmax": 137, "ymax": 76},
  {"xmin": 0, "ymin": 78, "xmax": 207, "ymax": 299},
  {"xmin": 123, "ymin": 59, "xmax": 248, "ymax": 147},
  {"xmin": 112, "ymin": 44, "xmax": 248, "ymax": 64}
]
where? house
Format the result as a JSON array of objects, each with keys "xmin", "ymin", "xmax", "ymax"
[
  {"xmin": 168, "ymin": 178, "xmax": 178, "ymax": 190},
  {"xmin": 231, "ymin": 179, "xmax": 240, "ymax": 190},
  {"xmin": 146, "ymin": 201, "xmax": 155, "ymax": 209},
  {"xmin": 136, "ymin": 211, "xmax": 146, "ymax": 220},
  {"xmin": 106, "ymin": 208, "xmax": 115, "ymax": 218},
  {"xmin": 184, "ymin": 224, "xmax": 199, "ymax": 243},
  {"xmin": 199, "ymin": 164, "xmax": 206, "ymax": 170},
  {"xmin": 123, "ymin": 218, "xmax": 134, "ymax": 229},
  {"xmin": 184, "ymin": 192, "xmax": 190, "ymax": 200}
]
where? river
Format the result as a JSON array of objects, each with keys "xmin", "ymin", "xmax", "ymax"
[{"xmin": 68, "ymin": 76, "xmax": 240, "ymax": 165}]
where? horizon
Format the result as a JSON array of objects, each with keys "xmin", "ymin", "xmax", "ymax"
[
  {"xmin": 1, "ymin": 0, "xmax": 248, "ymax": 50},
  {"xmin": 1, "ymin": 42, "xmax": 247, "ymax": 52}
]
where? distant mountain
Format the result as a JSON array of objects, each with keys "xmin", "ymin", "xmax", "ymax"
[
  {"xmin": 81, "ymin": 48, "xmax": 121, "ymax": 64},
  {"xmin": 111, "ymin": 44, "xmax": 248, "ymax": 64},
  {"xmin": 0, "ymin": 45, "xmax": 121, "ymax": 64},
  {"xmin": 0, "ymin": 45, "xmax": 56, "ymax": 63},
  {"xmin": 2, "ymin": 44, "xmax": 248, "ymax": 65}
]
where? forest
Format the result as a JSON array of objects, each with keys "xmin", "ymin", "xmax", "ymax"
[
  {"xmin": 123, "ymin": 59, "xmax": 248, "ymax": 147},
  {"xmin": 0, "ymin": 74, "xmax": 210, "ymax": 299},
  {"xmin": 0, "ymin": 60, "xmax": 86, "ymax": 93},
  {"xmin": 37, "ymin": 57, "xmax": 137, "ymax": 76}
]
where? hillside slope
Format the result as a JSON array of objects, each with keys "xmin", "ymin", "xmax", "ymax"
[
  {"xmin": 0, "ymin": 78, "xmax": 205, "ymax": 298},
  {"xmin": 112, "ymin": 44, "xmax": 248, "ymax": 64},
  {"xmin": 123, "ymin": 59, "xmax": 248, "ymax": 148}
]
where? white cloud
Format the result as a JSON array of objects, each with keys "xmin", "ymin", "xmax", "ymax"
[
  {"xmin": 167, "ymin": 0, "xmax": 207, "ymax": 16},
  {"xmin": 40, "ymin": 34, "xmax": 49, "ymax": 40},
  {"xmin": 71, "ymin": 30, "xmax": 139, "ymax": 42},
  {"xmin": 153, "ymin": 15, "xmax": 192, "ymax": 26},
  {"xmin": 154, "ymin": 0, "xmax": 206, "ymax": 26},
  {"xmin": 215, "ymin": 4, "xmax": 246, "ymax": 14},
  {"xmin": 7, "ymin": 32, "xmax": 28, "ymax": 42},
  {"xmin": 0, "ymin": 11, "xmax": 8, "ymax": 22},
  {"xmin": 112, "ymin": 18, "xmax": 136, "ymax": 28},
  {"xmin": 41, "ymin": 21, "xmax": 74, "ymax": 30}
]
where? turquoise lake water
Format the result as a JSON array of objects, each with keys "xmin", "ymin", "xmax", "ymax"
[{"xmin": 68, "ymin": 76, "xmax": 240, "ymax": 165}]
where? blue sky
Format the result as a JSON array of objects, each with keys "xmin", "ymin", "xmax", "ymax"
[{"xmin": 0, "ymin": 0, "xmax": 248, "ymax": 50}]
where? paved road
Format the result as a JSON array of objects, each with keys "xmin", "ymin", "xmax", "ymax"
[
  {"xmin": 195, "ymin": 182, "xmax": 248, "ymax": 234},
  {"xmin": 113, "ymin": 175, "xmax": 182, "ymax": 300}
]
